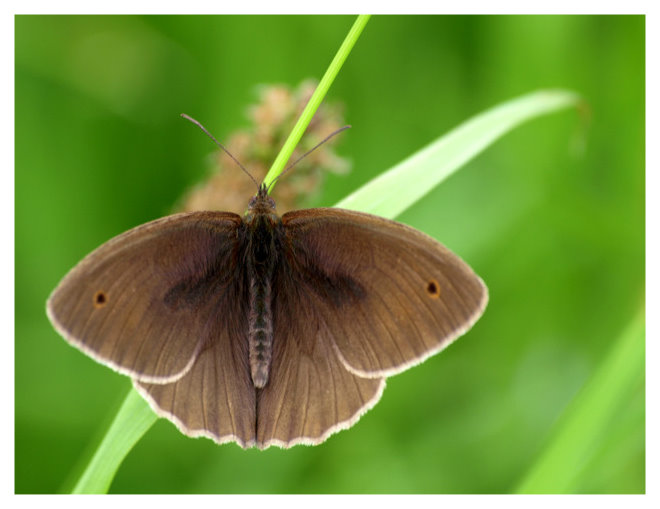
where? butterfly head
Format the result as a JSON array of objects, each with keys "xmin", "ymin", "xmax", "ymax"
[{"xmin": 246, "ymin": 183, "xmax": 277, "ymax": 219}]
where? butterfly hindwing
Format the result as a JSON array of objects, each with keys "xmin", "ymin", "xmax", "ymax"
[
  {"xmin": 135, "ymin": 315, "xmax": 256, "ymax": 447},
  {"xmin": 255, "ymin": 262, "xmax": 385, "ymax": 447}
]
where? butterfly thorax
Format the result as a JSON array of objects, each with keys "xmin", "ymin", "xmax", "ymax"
[{"xmin": 245, "ymin": 185, "xmax": 281, "ymax": 389}]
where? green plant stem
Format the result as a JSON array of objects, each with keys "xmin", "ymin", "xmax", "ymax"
[
  {"xmin": 71, "ymin": 387, "xmax": 157, "ymax": 494},
  {"xmin": 515, "ymin": 306, "xmax": 645, "ymax": 493},
  {"xmin": 263, "ymin": 14, "xmax": 370, "ymax": 188}
]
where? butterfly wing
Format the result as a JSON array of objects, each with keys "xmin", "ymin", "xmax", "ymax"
[
  {"xmin": 254, "ymin": 207, "xmax": 487, "ymax": 448},
  {"xmin": 134, "ymin": 324, "xmax": 256, "ymax": 447},
  {"xmin": 49, "ymin": 210, "xmax": 258, "ymax": 444},
  {"xmin": 280, "ymin": 208, "xmax": 487, "ymax": 377},
  {"xmin": 47, "ymin": 211, "xmax": 245, "ymax": 384}
]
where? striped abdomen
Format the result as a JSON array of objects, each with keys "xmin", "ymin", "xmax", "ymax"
[{"xmin": 248, "ymin": 270, "xmax": 273, "ymax": 389}]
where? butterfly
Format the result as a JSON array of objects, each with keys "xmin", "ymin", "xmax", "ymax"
[{"xmin": 47, "ymin": 117, "xmax": 488, "ymax": 449}]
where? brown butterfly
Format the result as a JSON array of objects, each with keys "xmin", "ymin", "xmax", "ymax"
[{"xmin": 46, "ymin": 119, "xmax": 488, "ymax": 449}]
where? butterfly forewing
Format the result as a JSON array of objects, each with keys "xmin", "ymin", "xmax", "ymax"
[
  {"xmin": 47, "ymin": 212, "xmax": 244, "ymax": 383},
  {"xmin": 280, "ymin": 208, "xmax": 488, "ymax": 379}
]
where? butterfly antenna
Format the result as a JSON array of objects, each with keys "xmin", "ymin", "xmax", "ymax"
[
  {"xmin": 181, "ymin": 113, "xmax": 260, "ymax": 190},
  {"xmin": 267, "ymin": 125, "xmax": 351, "ymax": 192}
]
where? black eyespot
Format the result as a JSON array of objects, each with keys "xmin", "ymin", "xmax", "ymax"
[
  {"xmin": 93, "ymin": 291, "xmax": 107, "ymax": 308},
  {"xmin": 426, "ymin": 279, "xmax": 441, "ymax": 299}
]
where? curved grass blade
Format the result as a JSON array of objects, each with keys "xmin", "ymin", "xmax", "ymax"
[
  {"xmin": 71, "ymin": 387, "xmax": 157, "ymax": 494},
  {"xmin": 336, "ymin": 89, "xmax": 583, "ymax": 219}
]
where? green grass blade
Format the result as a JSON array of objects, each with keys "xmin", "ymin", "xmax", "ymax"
[
  {"xmin": 263, "ymin": 14, "xmax": 370, "ymax": 188},
  {"xmin": 336, "ymin": 89, "xmax": 582, "ymax": 219},
  {"xmin": 71, "ymin": 387, "xmax": 157, "ymax": 494},
  {"xmin": 516, "ymin": 306, "xmax": 645, "ymax": 493}
]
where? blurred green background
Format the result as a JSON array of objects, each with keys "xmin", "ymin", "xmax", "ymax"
[{"xmin": 15, "ymin": 15, "xmax": 644, "ymax": 493}]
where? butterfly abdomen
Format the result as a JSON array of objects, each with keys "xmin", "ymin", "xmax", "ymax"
[
  {"xmin": 246, "ymin": 211, "xmax": 280, "ymax": 389},
  {"xmin": 248, "ymin": 270, "xmax": 273, "ymax": 389}
]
